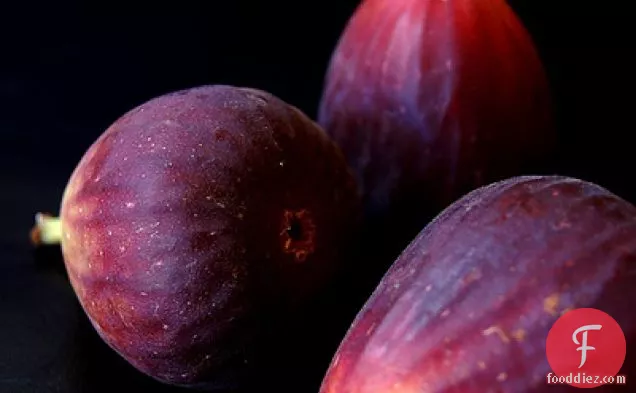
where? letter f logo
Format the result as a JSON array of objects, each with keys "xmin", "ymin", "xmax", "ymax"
[
  {"xmin": 546, "ymin": 308, "xmax": 626, "ymax": 388},
  {"xmin": 572, "ymin": 324, "xmax": 602, "ymax": 368}
]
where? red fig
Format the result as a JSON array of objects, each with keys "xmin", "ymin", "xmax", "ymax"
[
  {"xmin": 319, "ymin": 0, "xmax": 555, "ymax": 261},
  {"xmin": 34, "ymin": 85, "xmax": 361, "ymax": 389},
  {"xmin": 320, "ymin": 176, "xmax": 636, "ymax": 393}
]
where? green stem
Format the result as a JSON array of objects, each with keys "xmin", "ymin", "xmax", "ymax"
[{"xmin": 30, "ymin": 213, "xmax": 62, "ymax": 246}]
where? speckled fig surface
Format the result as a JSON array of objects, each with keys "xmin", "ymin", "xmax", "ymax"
[
  {"xmin": 58, "ymin": 85, "xmax": 361, "ymax": 388},
  {"xmin": 320, "ymin": 176, "xmax": 636, "ymax": 393}
]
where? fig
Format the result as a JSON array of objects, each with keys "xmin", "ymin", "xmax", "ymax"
[
  {"xmin": 318, "ymin": 0, "xmax": 555, "ymax": 264},
  {"xmin": 33, "ymin": 85, "xmax": 361, "ymax": 389},
  {"xmin": 320, "ymin": 176, "xmax": 636, "ymax": 393}
]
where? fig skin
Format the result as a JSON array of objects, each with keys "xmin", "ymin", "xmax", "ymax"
[
  {"xmin": 59, "ymin": 85, "xmax": 361, "ymax": 389},
  {"xmin": 318, "ymin": 0, "xmax": 555, "ymax": 266},
  {"xmin": 320, "ymin": 176, "xmax": 636, "ymax": 393}
]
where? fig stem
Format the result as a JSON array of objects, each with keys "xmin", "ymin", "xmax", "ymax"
[{"xmin": 30, "ymin": 213, "xmax": 63, "ymax": 246}]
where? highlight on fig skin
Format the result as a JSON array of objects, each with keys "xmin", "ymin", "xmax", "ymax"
[{"xmin": 280, "ymin": 209, "xmax": 316, "ymax": 262}]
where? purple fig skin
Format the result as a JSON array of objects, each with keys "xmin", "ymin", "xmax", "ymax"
[
  {"xmin": 59, "ymin": 85, "xmax": 361, "ymax": 388},
  {"xmin": 320, "ymin": 176, "xmax": 636, "ymax": 393},
  {"xmin": 318, "ymin": 0, "xmax": 555, "ymax": 260}
]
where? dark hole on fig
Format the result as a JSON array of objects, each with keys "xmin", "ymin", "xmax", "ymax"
[
  {"xmin": 280, "ymin": 209, "xmax": 316, "ymax": 262},
  {"xmin": 286, "ymin": 219, "xmax": 303, "ymax": 241}
]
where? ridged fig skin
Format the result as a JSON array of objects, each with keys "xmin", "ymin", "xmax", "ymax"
[
  {"xmin": 319, "ymin": 0, "xmax": 555, "ymax": 261},
  {"xmin": 59, "ymin": 85, "xmax": 361, "ymax": 389},
  {"xmin": 320, "ymin": 176, "xmax": 636, "ymax": 393}
]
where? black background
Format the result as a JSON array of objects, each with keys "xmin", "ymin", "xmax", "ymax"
[{"xmin": 0, "ymin": 1, "xmax": 633, "ymax": 392}]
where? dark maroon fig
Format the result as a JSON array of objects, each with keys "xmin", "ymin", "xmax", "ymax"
[
  {"xmin": 33, "ymin": 85, "xmax": 361, "ymax": 389},
  {"xmin": 320, "ymin": 175, "xmax": 636, "ymax": 393},
  {"xmin": 318, "ymin": 0, "xmax": 556, "ymax": 268}
]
